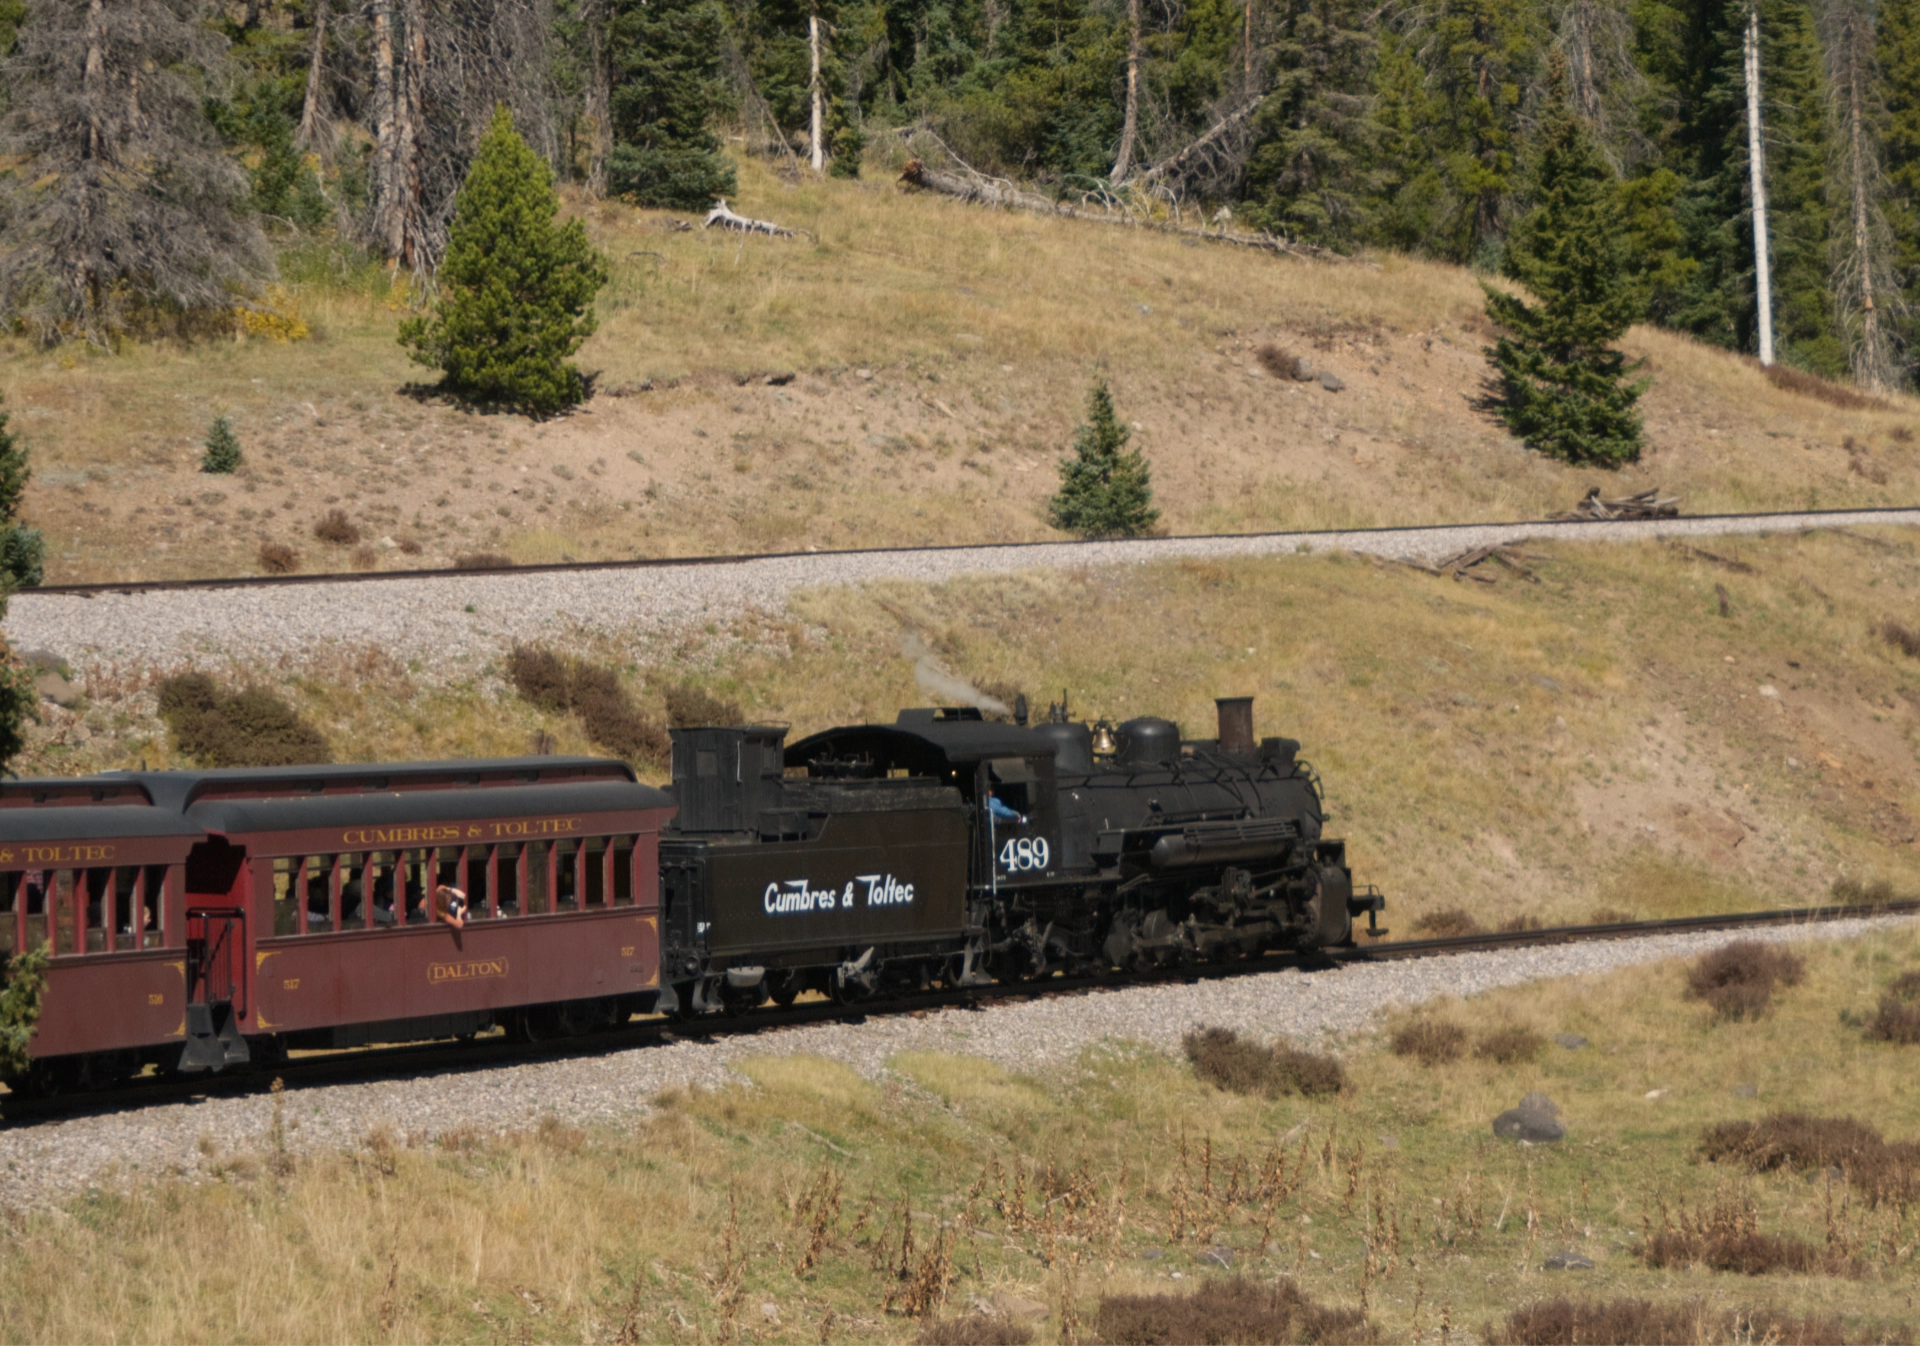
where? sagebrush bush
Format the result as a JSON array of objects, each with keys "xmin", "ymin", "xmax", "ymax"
[
  {"xmin": 1699, "ymin": 1111, "xmax": 1920, "ymax": 1207},
  {"xmin": 1832, "ymin": 875, "xmax": 1900, "ymax": 904},
  {"xmin": 1183, "ymin": 1026, "xmax": 1345, "ymax": 1098},
  {"xmin": 1486, "ymin": 1297, "xmax": 1849, "ymax": 1345},
  {"xmin": 1411, "ymin": 908, "xmax": 1483, "ymax": 938},
  {"xmin": 1474, "ymin": 1025, "xmax": 1545, "ymax": 1064},
  {"xmin": 1684, "ymin": 940, "xmax": 1805, "ymax": 1019},
  {"xmin": 915, "ymin": 1313, "xmax": 1034, "ymax": 1346},
  {"xmin": 505, "ymin": 644, "xmax": 668, "ymax": 766},
  {"xmin": 1389, "ymin": 1019, "xmax": 1467, "ymax": 1065},
  {"xmin": 1636, "ymin": 1189, "xmax": 1850, "ymax": 1277},
  {"xmin": 455, "ymin": 552, "xmax": 513, "ymax": 570},
  {"xmin": 157, "ymin": 672, "xmax": 331, "ymax": 767},
  {"xmin": 256, "ymin": 541, "xmax": 299, "ymax": 574},
  {"xmin": 1867, "ymin": 970, "xmax": 1920, "ymax": 1044},
  {"xmin": 313, "ymin": 509, "xmax": 359, "ymax": 546},
  {"xmin": 1879, "ymin": 620, "xmax": 1920, "ymax": 659},
  {"xmin": 1094, "ymin": 1276, "xmax": 1375, "ymax": 1346},
  {"xmin": 663, "ymin": 682, "xmax": 744, "ymax": 728}
]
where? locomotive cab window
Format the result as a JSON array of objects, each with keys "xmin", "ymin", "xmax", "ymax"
[{"xmin": 986, "ymin": 759, "xmax": 1034, "ymax": 815}]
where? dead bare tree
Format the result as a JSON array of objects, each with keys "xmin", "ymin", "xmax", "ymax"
[
  {"xmin": 1112, "ymin": 0, "xmax": 1142, "ymax": 181},
  {"xmin": 369, "ymin": 0, "xmax": 559, "ymax": 272},
  {"xmin": 0, "ymin": 0, "xmax": 272, "ymax": 344},
  {"xmin": 1552, "ymin": 0, "xmax": 1651, "ymax": 169},
  {"xmin": 295, "ymin": 0, "xmax": 330, "ymax": 151},
  {"xmin": 584, "ymin": 0, "xmax": 611, "ymax": 195},
  {"xmin": 1821, "ymin": 0, "xmax": 1906, "ymax": 390}
]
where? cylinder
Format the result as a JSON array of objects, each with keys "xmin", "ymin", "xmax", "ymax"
[{"xmin": 1215, "ymin": 696, "xmax": 1255, "ymax": 756}]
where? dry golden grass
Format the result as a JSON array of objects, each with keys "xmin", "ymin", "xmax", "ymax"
[
  {"xmin": 2, "ymin": 928, "xmax": 1916, "ymax": 1343},
  {"xmin": 5, "ymin": 155, "xmax": 1920, "ymax": 582},
  {"xmin": 26, "ymin": 528, "xmax": 1920, "ymax": 930}
]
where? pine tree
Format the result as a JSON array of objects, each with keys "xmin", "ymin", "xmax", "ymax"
[
  {"xmin": 1240, "ymin": 0, "xmax": 1380, "ymax": 248},
  {"xmin": 1879, "ymin": 0, "xmax": 1920, "ymax": 371},
  {"xmin": 0, "ymin": 0, "xmax": 271, "ymax": 344},
  {"xmin": 201, "ymin": 417, "xmax": 244, "ymax": 475},
  {"xmin": 606, "ymin": 0, "xmax": 737, "ymax": 209},
  {"xmin": 1756, "ymin": 0, "xmax": 1841, "ymax": 375},
  {"xmin": 1485, "ymin": 64, "xmax": 1648, "ymax": 465},
  {"xmin": 0, "ymin": 392, "xmax": 43, "ymax": 589},
  {"xmin": 1048, "ymin": 382, "xmax": 1158, "ymax": 538},
  {"xmin": 399, "ymin": 107, "xmax": 608, "ymax": 415}
]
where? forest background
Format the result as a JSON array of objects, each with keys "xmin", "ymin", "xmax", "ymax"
[{"xmin": 1, "ymin": 0, "xmax": 1919, "ymax": 393}]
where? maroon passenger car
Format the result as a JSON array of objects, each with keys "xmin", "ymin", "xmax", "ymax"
[{"xmin": 1, "ymin": 758, "xmax": 674, "ymax": 1093}]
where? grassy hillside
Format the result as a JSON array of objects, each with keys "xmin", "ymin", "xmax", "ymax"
[
  {"xmin": 26, "ymin": 528, "xmax": 1920, "ymax": 927},
  {"xmin": 3, "ymin": 156, "xmax": 1918, "ymax": 583},
  {"xmin": 2, "ymin": 925, "xmax": 1915, "ymax": 1342}
]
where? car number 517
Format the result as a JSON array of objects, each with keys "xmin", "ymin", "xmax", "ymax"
[{"xmin": 998, "ymin": 837, "xmax": 1050, "ymax": 872}]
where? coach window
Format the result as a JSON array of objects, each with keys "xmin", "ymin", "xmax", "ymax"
[
  {"xmin": 551, "ymin": 839, "xmax": 580, "ymax": 911},
  {"xmin": 577, "ymin": 836, "xmax": 609, "ymax": 908},
  {"xmin": 272, "ymin": 858, "xmax": 301, "ymax": 936},
  {"xmin": 2, "ymin": 872, "xmax": 23, "ymax": 955},
  {"xmin": 81, "ymin": 869, "xmax": 112, "ymax": 952},
  {"xmin": 110, "ymin": 865, "xmax": 166, "ymax": 948},
  {"xmin": 496, "ymin": 843, "xmax": 525, "ymax": 917},
  {"xmin": 611, "ymin": 837, "xmax": 635, "ymax": 906}
]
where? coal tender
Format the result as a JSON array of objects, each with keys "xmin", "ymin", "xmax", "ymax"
[{"xmin": 654, "ymin": 697, "xmax": 1383, "ymax": 1014}]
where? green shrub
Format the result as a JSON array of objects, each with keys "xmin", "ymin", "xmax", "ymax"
[
  {"xmin": 1047, "ymin": 380, "xmax": 1158, "ymax": 539},
  {"xmin": 399, "ymin": 107, "xmax": 608, "ymax": 416},
  {"xmin": 1868, "ymin": 971, "xmax": 1920, "ymax": 1044},
  {"xmin": 0, "ymin": 390, "xmax": 44, "ymax": 588},
  {"xmin": 606, "ymin": 145, "xmax": 736, "ymax": 210},
  {"xmin": 0, "ymin": 945, "xmax": 49, "ymax": 1080},
  {"xmin": 200, "ymin": 415, "xmax": 243, "ymax": 474},
  {"xmin": 157, "ymin": 672, "xmax": 332, "ymax": 767},
  {"xmin": 1474, "ymin": 1025, "xmax": 1546, "ymax": 1064},
  {"xmin": 663, "ymin": 682, "xmax": 743, "ymax": 728}
]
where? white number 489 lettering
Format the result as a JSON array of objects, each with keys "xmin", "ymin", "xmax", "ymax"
[{"xmin": 998, "ymin": 837, "xmax": 1051, "ymax": 872}]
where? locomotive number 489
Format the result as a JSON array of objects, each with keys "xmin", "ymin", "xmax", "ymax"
[{"xmin": 998, "ymin": 836, "xmax": 1051, "ymax": 872}]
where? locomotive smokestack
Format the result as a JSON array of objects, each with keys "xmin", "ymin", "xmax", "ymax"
[{"xmin": 1215, "ymin": 696, "xmax": 1255, "ymax": 756}]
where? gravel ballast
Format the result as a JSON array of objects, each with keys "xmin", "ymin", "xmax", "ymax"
[
  {"xmin": 2, "ymin": 916, "xmax": 1909, "ymax": 1212},
  {"xmin": 11, "ymin": 509, "xmax": 1920, "ymax": 678}
]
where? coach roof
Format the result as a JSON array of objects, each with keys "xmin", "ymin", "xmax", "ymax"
[
  {"xmin": 0, "ymin": 802, "xmax": 203, "ymax": 845},
  {"xmin": 120, "ymin": 757, "xmax": 639, "ymax": 813},
  {"xmin": 184, "ymin": 776, "xmax": 674, "ymax": 838}
]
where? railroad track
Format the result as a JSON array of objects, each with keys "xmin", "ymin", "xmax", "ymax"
[
  {"xmin": 27, "ymin": 503, "xmax": 1920, "ymax": 597},
  {"xmin": 6, "ymin": 895, "xmax": 1914, "ymax": 1126}
]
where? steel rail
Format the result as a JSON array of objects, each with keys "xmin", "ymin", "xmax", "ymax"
[
  {"xmin": 26, "ymin": 505, "xmax": 1920, "ymax": 597},
  {"xmin": 4, "ymin": 896, "xmax": 1915, "ymax": 1125}
]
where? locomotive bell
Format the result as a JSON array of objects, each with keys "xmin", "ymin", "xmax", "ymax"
[{"xmin": 1090, "ymin": 719, "xmax": 1119, "ymax": 756}]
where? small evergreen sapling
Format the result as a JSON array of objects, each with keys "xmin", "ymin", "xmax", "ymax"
[
  {"xmin": 1048, "ymin": 381, "xmax": 1159, "ymax": 538},
  {"xmin": 400, "ymin": 107, "xmax": 609, "ymax": 416},
  {"xmin": 200, "ymin": 416, "xmax": 244, "ymax": 474},
  {"xmin": 1483, "ymin": 65, "xmax": 1648, "ymax": 467},
  {"xmin": 0, "ymin": 392, "xmax": 44, "ymax": 589}
]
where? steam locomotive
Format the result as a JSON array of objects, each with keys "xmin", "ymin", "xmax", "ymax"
[{"xmin": 0, "ymin": 696, "xmax": 1380, "ymax": 1093}]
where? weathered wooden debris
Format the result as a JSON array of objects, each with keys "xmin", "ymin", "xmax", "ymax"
[
  {"xmin": 1402, "ymin": 543, "xmax": 1544, "ymax": 584},
  {"xmin": 703, "ymin": 199, "xmax": 800, "ymax": 237},
  {"xmin": 1552, "ymin": 487, "xmax": 1681, "ymax": 521}
]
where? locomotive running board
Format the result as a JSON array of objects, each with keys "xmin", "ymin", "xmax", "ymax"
[{"xmin": 178, "ymin": 1001, "xmax": 251, "ymax": 1073}]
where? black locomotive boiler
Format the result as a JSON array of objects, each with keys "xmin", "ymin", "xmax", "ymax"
[{"xmin": 655, "ymin": 695, "xmax": 1382, "ymax": 1014}]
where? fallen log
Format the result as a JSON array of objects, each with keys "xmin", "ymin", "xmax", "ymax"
[
  {"xmin": 895, "ymin": 159, "xmax": 1340, "ymax": 262},
  {"xmin": 703, "ymin": 199, "xmax": 800, "ymax": 237},
  {"xmin": 1128, "ymin": 96, "xmax": 1265, "ymax": 188}
]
